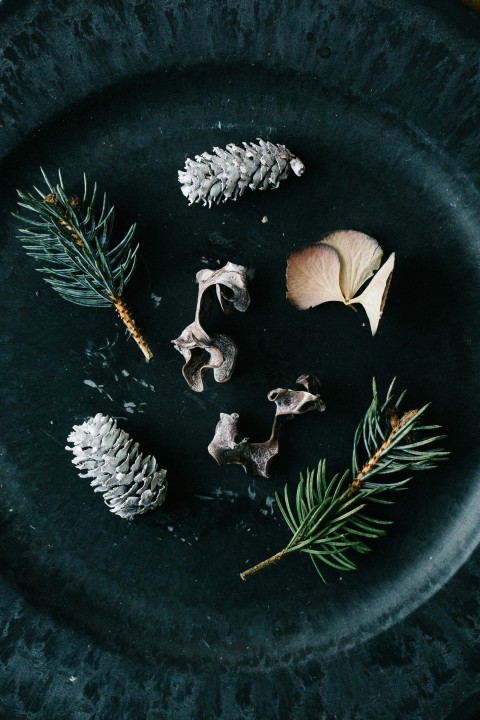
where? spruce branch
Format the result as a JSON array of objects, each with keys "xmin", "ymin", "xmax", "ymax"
[
  {"xmin": 240, "ymin": 379, "xmax": 449, "ymax": 582},
  {"xmin": 15, "ymin": 169, "xmax": 152, "ymax": 361}
]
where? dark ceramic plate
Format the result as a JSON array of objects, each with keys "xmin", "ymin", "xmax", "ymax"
[{"xmin": 1, "ymin": 1, "xmax": 480, "ymax": 718}]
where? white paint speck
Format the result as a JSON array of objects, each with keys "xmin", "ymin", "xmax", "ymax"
[
  {"xmin": 214, "ymin": 487, "xmax": 238, "ymax": 501},
  {"xmin": 150, "ymin": 293, "xmax": 162, "ymax": 308},
  {"xmin": 261, "ymin": 215, "xmax": 269, "ymax": 224},
  {"xmin": 260, "ymin": 496, "xmax": 275, "ymax": 516},
  {"xmin": 83, "ymin": 379, "xmax": 113, "ymax": 402},
  {"xmin": 121, "ymin": 369, "xmax": 130, "ymax": 377},
  {"xmin": 123, "ymin": 402, "xmax": 136, "ymax": 414},
  {"xmin": 265, "ymin": 496, "xmax": 275, "ymax": 515},
  {"xmin": 69, "ymin": 676, "xmax": 77, "ymax": 683},
  {"xmin": 133, "ymin": 377, "xmax": 155, "ymax": 392}
]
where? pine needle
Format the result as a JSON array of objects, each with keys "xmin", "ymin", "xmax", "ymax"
[
  {"xmin": 240, "ymin": 379, "xmax": 448, "ymax": 582},
  {"xmin": 15, "ymin": 169, "xmax": 153, "ymax": 360}
]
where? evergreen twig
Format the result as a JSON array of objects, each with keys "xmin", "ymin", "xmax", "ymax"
[
  {"xmin": 240, "ymin": 379, "xmax": 448, "ymax": 582},
  {"xmin": 15, "ymin": 169, "xmax": 152, "ymax": 361}
]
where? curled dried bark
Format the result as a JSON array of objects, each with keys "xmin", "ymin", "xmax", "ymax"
[
  {"xmin": 172, "ymin": 261, "xmax": 250, "ymax": 392},
  {"xmin": 208, "ymin": 375, "xmax": 326, "ymax": 477}
]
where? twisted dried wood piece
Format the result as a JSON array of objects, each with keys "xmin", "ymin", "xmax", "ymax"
[
  {"xmin": 208, "ymin": 375, "xmax": 326, "ymax": 477},
  {"xmin": 172, "ymin": 262, "xmax": 250, "ymax": 392}
]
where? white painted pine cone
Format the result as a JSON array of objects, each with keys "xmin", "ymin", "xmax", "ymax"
[
  {"xmin": 66, "ymin": 413, "xmax": 167, "ymax": 519},
  {"xmin": 178, "ymin": 139, "xmax": 305, "ymax": 207}
]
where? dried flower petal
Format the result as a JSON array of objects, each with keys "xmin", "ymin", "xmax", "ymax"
[
  {"xmin": 286, "ymin": 243, "xmax": 344, "ymax": 309},
  {"xmin": 350, "ymin": 252, "xmax": 395, "ymax": 335},
  {"xmin": 320, "ymin": 230, "xmax": 383, "ymax": 301},
  {"xmin": 286, "ymin": 230, "xmax": 395, "ymax": 334}
]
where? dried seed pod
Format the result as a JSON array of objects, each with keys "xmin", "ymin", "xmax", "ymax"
[
  {"xmin": 66, "ymin": 413, "xmax": 167, "ymax": 519},
  {"xmin": 172, "ymin": 261, "xmax": 250, "ymax": 392},
  {"xmin": 178, "ymin": 139, "xmax": 305, "ymax": 207},
  {"xmin": 208, "ymin": 375, "xmax": 326, "ymax": 477},
  {"xmin": 173, "ymin": 325, "xmax": 238, "ymax": 393}
]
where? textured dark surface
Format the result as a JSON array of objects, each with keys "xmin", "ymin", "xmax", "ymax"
[{"xmin": 1, "ymin": 0, "xmax": 480, "ymax": 718}]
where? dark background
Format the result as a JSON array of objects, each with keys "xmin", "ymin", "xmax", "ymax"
[{"xmin": 0, "ymin": 1, "xmax": 479, "ymax": 718}]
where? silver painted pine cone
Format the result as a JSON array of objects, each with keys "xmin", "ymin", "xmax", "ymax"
[
  {"xmin": 66, "ymin": 413, "xmax": 167, "ymax": 519},
  {"xmin": 178, "ymin": 139, "xmax": 305, "ymax": 207}
]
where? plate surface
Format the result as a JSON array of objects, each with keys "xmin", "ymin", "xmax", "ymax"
[{"xmin": 1, "ymin": 1, "xmax": 480, "ymax": 718}]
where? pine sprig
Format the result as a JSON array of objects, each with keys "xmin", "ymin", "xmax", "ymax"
[
  {"xmin": 16, "ymin": 169, "xmax": 152, "ymax": 360},
  {"xmin": 240, "ymin": 379, "xmax": 449, "ymax": 582}
]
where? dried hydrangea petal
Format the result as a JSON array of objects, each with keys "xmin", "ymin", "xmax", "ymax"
[
  {"xmin": 350, "ymin": 252, "xmax": 395, "ymax": 335},
  {"xmin": 286, "ymin": 243, "xmax": 344, "ymax": 309},
  {"xmin": 320, "ymin": 230, "xmax": 383, "ymax": 301},
  {"xmin": 286, "ymin": 230, "xmax": 395, "ymax": 334}
]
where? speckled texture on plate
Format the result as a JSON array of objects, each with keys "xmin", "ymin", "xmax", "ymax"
[{"xmin": 1, "ymin": 1, "xmax": 480, "ymax": 718}]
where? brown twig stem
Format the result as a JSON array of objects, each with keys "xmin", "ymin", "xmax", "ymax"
[
  {"xmin": 112, "ymin": 296, "xmax": 153, "ymax": 361},
  {"xmin": 349, "ymin": 409, "xmax": 418, "ymax": 494},
  {"xmin": 240, "ymin": 550, "xmax": 286, "ymax": 581},
  {"xmin": 45, "ymin": 193, "xmax": 85, "ymax": 247}
]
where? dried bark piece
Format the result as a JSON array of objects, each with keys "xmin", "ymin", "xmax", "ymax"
[
  {"xmin": 286, "ymin": 230, "xmax": 395, "ymax": 335},
  {"xmin": 208, "ymin": 375, "xmax": 326, "ymax": 477},
  {"xmin": 173, "ymin": 324, "xmax": 238, "ymax": 393},
  {"xmin": 178, "ymin": 139, "xmax": 305, "ymax": 207},
  {"xmin": 196, "ymin": 263, "xmax": 251, "ymax": 315},
  {"xmin": 172, "ymin": 261, "xmax": 250, "ymax": 392}
]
